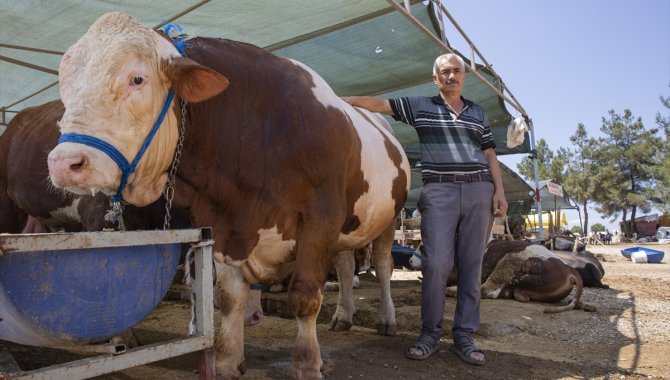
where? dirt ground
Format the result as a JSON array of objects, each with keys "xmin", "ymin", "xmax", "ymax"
[{"xmin": 2, "ymin": 242, "xmax": 669, "ymax": 379}]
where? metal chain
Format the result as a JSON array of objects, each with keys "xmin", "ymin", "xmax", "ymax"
[{"xmin": 163, "ymin": 99, "xmax": 188, "ymax": 229}]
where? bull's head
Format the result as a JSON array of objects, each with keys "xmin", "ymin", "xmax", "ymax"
[{"xmin": 48, "ymin": 12, "xmax": 228, "ymax": 206}]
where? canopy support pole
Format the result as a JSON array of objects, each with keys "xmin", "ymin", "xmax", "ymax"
[{"xmin": 527, "ymin": 119, "xmax": 543, "ymax": 239}]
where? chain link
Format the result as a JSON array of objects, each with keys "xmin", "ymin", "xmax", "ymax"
[{"xmin": 163, "ymin": 99, "xmax": 188, "ymax": 229}]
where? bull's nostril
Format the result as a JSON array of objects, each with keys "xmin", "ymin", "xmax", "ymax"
[
  {"xmin": 69, "ymin": 154, "xmax": 87, "ymax": 172},
  {"xmin": 252, "ymin": 311, "xmax": 262, "ymax": 324}
]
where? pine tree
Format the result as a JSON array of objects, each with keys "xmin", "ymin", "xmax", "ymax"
[
  {"xmin": 562, "ymin": 124, "xmax": 597, "ymax": 235},
  {"xmin": 651, "ymin": 95, "xmax": 670, "ymax": 213},
  {"xmin": 517, "ymin": 138, "xmax": 554, "ymax": 181},
  {"xmin": 591, "ymin": 110, "xmax": 663, "ymax": 237}
]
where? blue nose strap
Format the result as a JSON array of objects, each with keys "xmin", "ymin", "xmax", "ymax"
[
  {"xmin": 58, "ymin": 89, "xmax": 176, "ymax": 202},
  {"xmin": 57, "ymin": 134, "xmax": 131, "ymax": 171}
]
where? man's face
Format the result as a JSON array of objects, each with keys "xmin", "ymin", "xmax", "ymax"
[{"xmin": 433, "ymin": 58, "xmax": 465, "ymax": 96}]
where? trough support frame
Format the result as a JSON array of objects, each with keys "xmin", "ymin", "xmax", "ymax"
[{"xmin": 1, "ymin": 228, "xmax": 215, "ymax": 380}]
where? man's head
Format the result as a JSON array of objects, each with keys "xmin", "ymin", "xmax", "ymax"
[{"xmin": 432, "ymin": 53, "xmax": 466, "ymax": 96}]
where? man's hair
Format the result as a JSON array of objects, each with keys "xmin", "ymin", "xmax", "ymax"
[{"xmin": 432, "ymin": 53, "xmax": 466, "ymax": 75}]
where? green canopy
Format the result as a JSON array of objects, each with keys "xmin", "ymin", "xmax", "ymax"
[{"xmin": 1, "ymin": 0, "xmax": 533, "ymax": 207}]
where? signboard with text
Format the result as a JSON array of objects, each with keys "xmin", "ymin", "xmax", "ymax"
[{"xmin": 546, "ymin": 181, "xmax": 564, "ymax": 198}]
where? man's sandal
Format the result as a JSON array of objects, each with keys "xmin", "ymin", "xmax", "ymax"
[
  {"xmin": 449, "ymin": 335, "xmax": 486, "ymax": 366},
  {"xmin": 406, "ymin": 335, "xmax": 439, "ymax": 360}
]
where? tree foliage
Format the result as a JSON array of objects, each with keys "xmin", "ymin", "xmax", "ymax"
[
  {"xmin": 651, "ymin": 95, "xmax": 670, "ymax": 213},
  {"xmin": 591, "ymin": 223, "xmax": 606, "ymax": 232},
  {"xmin": 561, "ymin": 124, "xmax": 597, "ymax": 235},
  {"xmin": 590, "ymin": 109, "xmax": 663, "ymax": 237},
  {"xmin": 515, "ymin": 102, "xmax": 667, "ymax": 238},
  {"xmin": 517, "ymin": 138, "xmax": 554, "ymax": 182}
]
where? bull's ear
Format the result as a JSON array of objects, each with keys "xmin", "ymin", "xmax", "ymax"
[{"xmin": 165, "ymin": 57, "xmax": 229, "ymax": 103}]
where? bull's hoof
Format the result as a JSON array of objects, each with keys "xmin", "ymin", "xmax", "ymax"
[
  {"xmin": 288, "ymin": 366, "xmax": 323, "ymax": 380},
  {"xmin": 109, "ymin": 329, "xmax": 140, "ymax": 348},
  {"xmin": 215, "ymin": 360, "xmax": 246, "ymax": 380},
  {"xmin": 376, "ymin": 322, "xmax": 397, "ymax": 336},
  {"xmin": 329, "ymin": 318, "xmax": 352, "ymax": 331}
]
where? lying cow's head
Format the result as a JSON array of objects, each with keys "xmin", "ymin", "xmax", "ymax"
[{"xmin": 48, "ymin": 12, "xmax": 228, "ymax": 206}]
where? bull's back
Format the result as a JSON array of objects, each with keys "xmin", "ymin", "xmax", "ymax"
[{"xmin": 183, "ymin": 38, "xmax": 409, "ymax": 255}]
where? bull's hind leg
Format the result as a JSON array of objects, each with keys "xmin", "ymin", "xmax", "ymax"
[
  {"xmin": 213, "ymin": 261, "xmax": 250, "ymax": 379},
  {"xmin": 330, "ymin": 249, "xmax": 356, "ymax": 331},
  {"xmin": 287, "ymin": 236, "xmax": 330, "ymax": 380},
  {"xmin": 370, "ymin": 222, "xmax": 397, "ymax": 335}
]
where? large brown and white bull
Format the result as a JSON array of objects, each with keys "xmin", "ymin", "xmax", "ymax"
[{"xmin": 47, "ymin": 13, "xmax": 410, "ymax": 379}]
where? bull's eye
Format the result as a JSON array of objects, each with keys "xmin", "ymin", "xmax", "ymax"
[{"xmin": 132, "ymin": 76, "xmax": 143, "ymax": 86}]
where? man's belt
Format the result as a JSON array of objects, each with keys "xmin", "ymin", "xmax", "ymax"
[{"xmin": 423, "ymin": 173, "xmax": 492, "ymax": 184}]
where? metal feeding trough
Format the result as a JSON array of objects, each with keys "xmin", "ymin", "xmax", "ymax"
[{"xmin": 0, "ymin": 229, "xmax": 215, "ymax": 379}]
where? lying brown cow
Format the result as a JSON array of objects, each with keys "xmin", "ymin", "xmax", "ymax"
[
  {"xmin": 479, "ymin": 240, "xmax": 583, "ymax": 313},
  {"xmin": 553, "ymin": 250, "xmax": 607, "ymax": 288},
  {"xmin": 47, "ymin": 13, "xmax": 410, "ymax": 379},
  {"xmin": 442, "ymin": 240, "xmax": 586, "ymax": 313}
]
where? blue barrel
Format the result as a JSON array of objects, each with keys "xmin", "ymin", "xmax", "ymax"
[
  {"xmin": 391, "ymin": 243, "xmax": 420, "ymax": 270},
  {"xmin": 0, "ymin": 241, "xmax": 181, "ymax": 346}
]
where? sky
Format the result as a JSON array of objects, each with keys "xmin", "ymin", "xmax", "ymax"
[{"xmin": 441, "ymin": 0, "xmax": 670, "ymax": 232}]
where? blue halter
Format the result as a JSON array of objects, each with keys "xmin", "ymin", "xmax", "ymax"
[
  {"xmin": 58, "ymin": 90, "xmax": 176, "ymax": 202},
  {"xmin": 57, "ymin": 26, "xmax": 186, "ymax": 203}
]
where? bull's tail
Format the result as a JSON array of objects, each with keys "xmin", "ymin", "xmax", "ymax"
[{"xmin": 543, "ymin": 272, "xmax": 583, "ymax": 314}]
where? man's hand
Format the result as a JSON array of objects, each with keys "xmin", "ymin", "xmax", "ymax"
[
  {"xmin": 339, "ymin": 96, "xmax": 393, "ymax": 115},
  {"xmin": 492, "ymin": 190, "xmax": 508, "ymax": 217}
]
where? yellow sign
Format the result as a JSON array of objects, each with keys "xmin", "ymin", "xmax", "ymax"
[{"xmin": 524, "ymin": 211, "xmax": 568, "ymax": 228}]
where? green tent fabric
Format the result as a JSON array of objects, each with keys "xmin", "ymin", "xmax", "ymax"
[
  {"xmin": 1, "ymin": 0, "xmax": 533, "ymax": 208},
  {"xmin": 1, "ymin": 1, "xmax": 530, "ymax": 155}
]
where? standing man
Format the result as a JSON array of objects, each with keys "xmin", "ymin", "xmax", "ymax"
[{"xmin": 342, "ymin": 53, "xmax": 507, "ymax": 366}]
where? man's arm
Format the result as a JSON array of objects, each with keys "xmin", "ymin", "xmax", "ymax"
[
  {"xmin": 483, "ymin": 148, "xmax": 508, "ymax": 217},
  {"xmin": 341, "ymin": 96, "xmax": 393, "ymax": 115}
]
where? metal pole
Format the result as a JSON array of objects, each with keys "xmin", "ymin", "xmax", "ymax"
[
  {"xmin": 151, "ymin": 0, "xmax": 212, "ymax": 30},
  {"xmin": 430, "ymin": 0, "xmax": 529, "ymax": 117},
  {"xmin": 0, "ymin": 55, "xmax": 58, "ymax": 75},
  {"xmin": 384, "ymin": 0, "xmax": 528, "ymax": 118},
  {"xmin": 528, "ymin": 119, "xmax": 543, "ymax": 240}
]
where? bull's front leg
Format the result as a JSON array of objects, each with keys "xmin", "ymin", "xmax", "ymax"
[
  {"xmin": 213, "ymin": 260, "xmax": 249, "ymax": 379},
  {"xmin": 329, "ymin": 249, "xmax": 356, "ymax": 331},
  {"xmin": 370, "ymin": 223, "xmax": 397, "ymax": 335},
  {"xmin": 287, "ymin": 241, "xmax": 329, "ymax": 379}
]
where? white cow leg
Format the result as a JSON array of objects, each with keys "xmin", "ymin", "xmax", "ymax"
[
  {"xmin": 371, "ymin": 223, "xmax": 397, "ymax": 335},
  {"xmin": 213, "ymin": 260, "xmax": 249, "ymax": 379},
  {"xmin": 329, "ymin": 249, "xmax": 355, "ymax": 331}
]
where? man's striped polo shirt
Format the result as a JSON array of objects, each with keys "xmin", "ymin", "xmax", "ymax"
[{"xmin": 389, "ymin": 95, "xmax": 496, "ymax": 184}]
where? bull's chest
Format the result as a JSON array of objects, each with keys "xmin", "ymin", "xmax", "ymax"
[{"xmin": 216, "ymin": 226, "xmax": 296, "ymax": 284}]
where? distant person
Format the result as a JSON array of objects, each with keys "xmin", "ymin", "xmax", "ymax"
[{"xmin": 343, "ymin": 53, "xmax": 507, "ymax": 366}]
